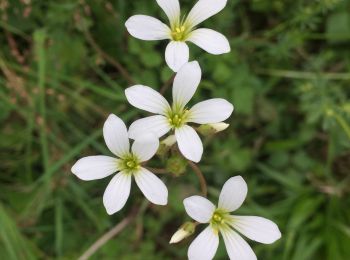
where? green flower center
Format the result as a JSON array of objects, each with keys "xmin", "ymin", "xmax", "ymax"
[
  {"xmin": 167, "ymin": 108, "xmax": 190, "ymax": 128},
  {"xmin": 212, "ymin": 213, "xmax": 224, "ymax": 223},
  {"xmin": 210, "ymin": 209, "xmax": 230, "ymax": 231},
  {"xmin": 119, "ymin": 154, "xmax": 140, "ymax": 173},
  {"xmin": 171, "ymin": 25, "xmax": 190, "ymax": 41}
]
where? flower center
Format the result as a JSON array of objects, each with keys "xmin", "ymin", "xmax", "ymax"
[
  {"xmin": 212, "ymin": 213, "xmax": 224, "ymax": 223},
  {"xmin": 171, "ymin": 25, "xmax": 189, "ymax": 41},
  {"xmin": 167, "ymin": 109, "xmax": 189, "ymax": 128},
  {"xmin": 210, "ymin": 209, "xmax": 230, "ymax": 231},
  {"xmin": 119, "ymin": 154, "xmax": 140, "ymax": 173},
  {"xmin": 169, "ymin": 113, "xmax": 183, "ymax": 127}
]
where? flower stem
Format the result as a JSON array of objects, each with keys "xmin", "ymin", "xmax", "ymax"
[{"xmin": 188, "ymin": 161, "xmax": 208, "ymax": 197}]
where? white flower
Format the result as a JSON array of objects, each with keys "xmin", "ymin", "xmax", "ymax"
[
  {"xmin": 183, "ymin": 176, "xmax": 281, "ymax": 260},
  {"xmin": 71, "ymin": 114, "xmax": 168, "ymax": 215},
  {"xmin": 125, "ymin": 0, "xmax": 230, "ymax": 72},
  {"xmin": 125, "ymin": 61, "xmax": 234, "ymax": 163}
]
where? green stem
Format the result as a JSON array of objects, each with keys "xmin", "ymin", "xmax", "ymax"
[
  {"xmin": 333, "ymin": 112, "xmax": 350, "ymax": 140},
  {"xmin": 255, "ymin": 68, "xmax": 350, "ymax": 80},
  {"xmin": 34, "ymin": 30, "xmax": 49, "ymax": 174}
]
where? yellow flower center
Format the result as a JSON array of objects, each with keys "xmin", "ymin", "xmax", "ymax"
[
  {"xmin": 119, "ymin": 154, "xmax": 140, "ymax": 173},
  {"xmin": 210, "ymin": 209, "xmax": 230, "ymax": 232},
  {"xmin": 171, "ymin": 25, "xmax": 188, "ymax": 41},
  {"xmin": 167, "ymin": 108, "xmax": 190, "ymax": 128},
  {"xmin": 212, "ymin": 213, "xmax": 224, "ymax": 223}
]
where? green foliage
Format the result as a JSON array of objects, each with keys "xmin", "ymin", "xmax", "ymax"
[{"xmin": 0, "ymin": 0, "xmax": 349, "ymax": 259}]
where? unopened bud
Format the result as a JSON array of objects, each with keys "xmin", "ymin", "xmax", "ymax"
[
  {"xmin": 197, "ymin": 123, "xmax": 229, "ymax": 136},
  {"xmin": 163, "ymin": 135, "xmax": 176, "ymax": 146},
  {"xmin": 166, "ymin": 155, "xmax": 187, "ymax": 176},
  {"xmin": 169, "ymin": 222, "xmax": 196, "ymax": 244},
  {"xmin": 157, "ymin": 135, "xmax": 176, "ymax": 156}
]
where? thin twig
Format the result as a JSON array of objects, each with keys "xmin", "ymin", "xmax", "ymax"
[
  {"xmin": 6, "ymin": 31, "xmax": 26, "ymax": 64},
  {"xmin": 78, "ymin": 208, "xmax": 138, "ymax": 260},
  {"xmin": 160, "ymin": 73, "xmax": 175, "ymax": 94},
  {"xmin": 188, "ymin": 161, "xmax": 207, "ymax": 197},
  {"xmin": 83, "ymin": 30, "xmax": 135, "ymax": 85},
  {"xmin": 134, "ymin": 200, "xmax": 151, "ymax": 246}
]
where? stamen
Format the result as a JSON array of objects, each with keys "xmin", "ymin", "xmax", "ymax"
[
  {"xmin": 120, "ymin": 154, "xmax": 140, "ymax": 173},
  {"xmin": 171, "ymin": 25, "xmax": 188, "ymax": 41},
  {"xmin": 210, "ymin": 209, "xmax": 229, "ymax": 230},
  {"xmin": 167, "ymin": 107, "xmax": 191, "ymax": 128},
  {"xmin": 213, "ymin": 213, "xmax": 223, "ymax": 223}
]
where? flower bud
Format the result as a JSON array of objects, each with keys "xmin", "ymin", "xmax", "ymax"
[
  {"xmin": 166, "ymin": 155, "xmax": 187, "ymax": 176},
  {"xmin": 157, "ymin": 135, "xmax": 176, "ymax": 156},
  {"xmin": 169, "ymin": 222, "xmax": 196, "ymax": 244},
  {"xmin": 163, "ymin": 135, "xmax": 177, "ymax": 146},
  {"xmin": 197, "ymin": 122, "xmax": 229, "ymax": 136}
]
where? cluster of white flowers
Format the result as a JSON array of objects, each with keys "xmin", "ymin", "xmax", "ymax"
[{"xmin": 72, "ymin": 0, "xmax": 281, "ymax": 259}]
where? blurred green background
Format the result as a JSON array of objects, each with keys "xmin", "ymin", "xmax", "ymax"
[{"xmin": 1, "ymin": 0, "xmax": 350, "ymax": 259}]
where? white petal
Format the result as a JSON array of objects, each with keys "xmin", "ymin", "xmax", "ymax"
[
  {"xmin": 132, "ymin": 134, "xmax": 159, "ymax": 162},
  {"xmin": 231, "ymin": 216, "xmax": 281, "ymax": 244},
  {"xmin": 156, "ymin": 0, "xmax": 180, "ymax": 27},
  {"xmin": 188, "ymin": 226, "xmax": 219, "ymax": 260},
  {"xmin": 125, "ymin": 85, "xmax": 171, "ymax": 115},
  {"xmin": 172, "ymin": 61, "xmax": 201, "ymax": 109},
  {"xmin": 71, "ymin": 156, "xmax": 118, "ymax": 181},
  {"xmin": 128, "ymin": 115, "xmax": 171, "ymax": 140},
  {"xmin": 103, "ymin": 114, "xmax": 130, "ymax": 157},
  {"xmin": 218, "ymin": 176, "xmax": 247, "ymax": 212},
  {"xmin": 221, "ymin": 229, "xmax": 257, "ymax": 260},
  {"xmin": 183, "ymin": 195, "xmax": 215, "ymax": 223},
  {"xmin": 165, "ymin": 41, "xmax": 189, "ymax": 72},
  {"xmin": 186, "ymin": 0, "xmax": 227, "ymax": 28},
  {"xmin": 125, "ymin": 15, "xmax": 170, "ymax": 40},
  {"xmin": 103, "ymin": 172, "xmax": 131, "ymax": 215},
  {"xmin": 175, "ymin": 125, "xmax": 203, "ymax": 163},
  {"xmin": 135, "ymin": 167, "xmax": 168, "ymax": 205},
  {"xmin": 188, "ymin": 28, "xmax": 230, "ymax": 54},
  {"xmin": 189, "ymin": 98, "xmax": 234, "ymax": 124}
]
